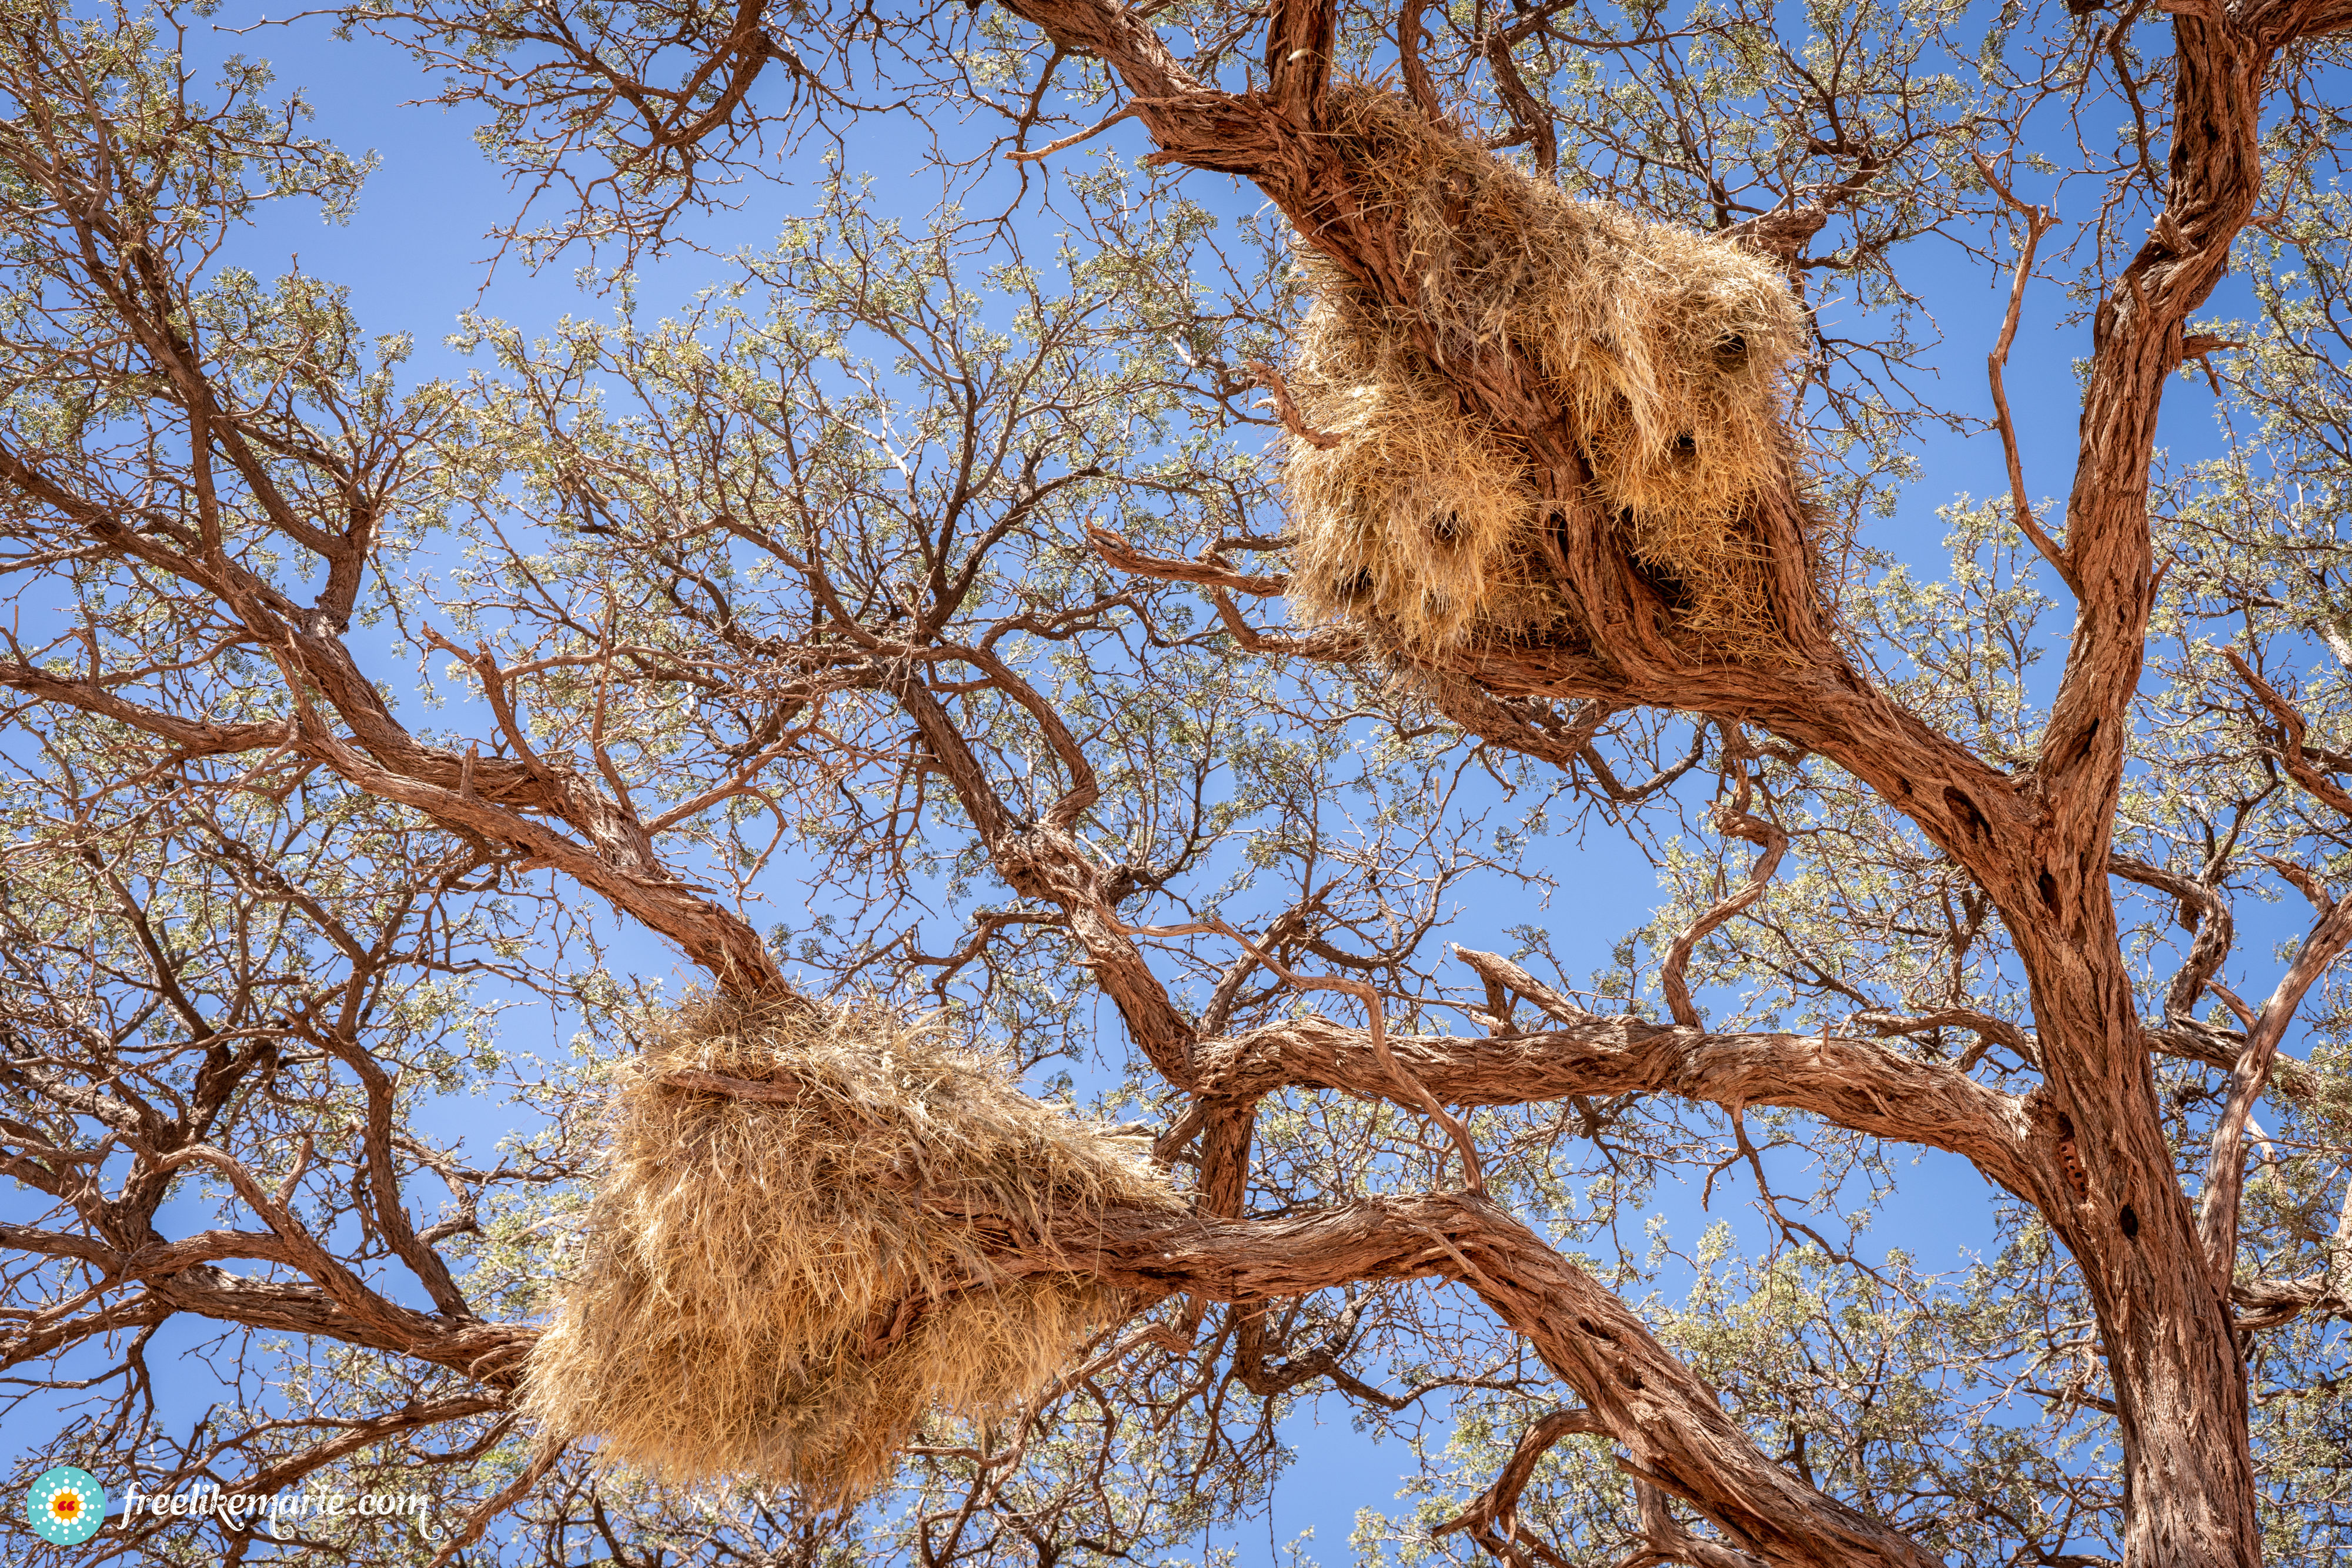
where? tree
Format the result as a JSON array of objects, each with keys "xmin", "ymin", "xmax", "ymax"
[{"xmin": 5, "ymin": 0, "xmax": 2352, "ymax": 1563}]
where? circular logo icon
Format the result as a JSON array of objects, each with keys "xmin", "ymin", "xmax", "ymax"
[{"xmin": 27, "ymin": 1466, "xmax": 103, "ymax": 1545}]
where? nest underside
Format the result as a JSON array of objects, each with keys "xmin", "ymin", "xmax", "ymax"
[
  {"xmin": 1285, "ymin": 89, "xmax": 1813, "ymax": 660},
  {"xmin": 522, "ymin": 995, "xmax": 1178, "ymax": 1503}
]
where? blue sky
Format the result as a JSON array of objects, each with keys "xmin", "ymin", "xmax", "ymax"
[{"xmin": 4, "ymin": 4, "xmax": 2310, "ymax": 1560}]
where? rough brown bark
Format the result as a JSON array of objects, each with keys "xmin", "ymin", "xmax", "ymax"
[
  {"xmin": 19, "ymin": 1, "xmax": 2352, "ymax": 1559},
  {"xmin": 980, "ymin": 1, "xmax": 2352, "ymax": 1563},
  {"xmin": 0, "ymin": 483, "xmax": 787, "ymax": 994},
  {"xmin": 1189, "ymin": 968, "xmax": 2036, "ymax": 1196},
  {"xmin": 1075, "ymin": 1194, "xmax": 1939, "ymax": 1568}
]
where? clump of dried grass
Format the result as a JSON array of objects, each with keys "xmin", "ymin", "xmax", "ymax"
[
  {"xmin": 1284, "ymin": 88, "xmax": 1810, "ymax": 656},
  {"xmin": 522, "ymin": 994, "xmax": 1178, "ymax": 1504}
]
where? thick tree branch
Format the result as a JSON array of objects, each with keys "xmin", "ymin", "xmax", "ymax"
[
  {"xmin": 1074, "ymin": 1194, "xmax": 1936, "ymax": 1568},
  {"xmin": 2233, "ymin": 1271, "xmax": 2352, "ymax": 1331},
  {"xmin": 2112, "ymin": 855, "xmax": 2237, "ymax": 1027},
  {"xmin": 890, "ymin": 671, "xmax": 1198, "ymax": 1082},
  {"xmin": 1432, "ymin": 1406, "xmax": 1603, "ymax": 1567},
  {"xmin": 1262, "ymin": 0, "xmax": 1335, "ymax": 126},
  {"xmin": 1088, "ymin": 524, "xmax": 1289, "ymax": 598},
  {"xmin": 2195, "ymin": 885, "xmax": 2352, "ymax": 1282},
  {"xmin": 1190, "ymin": 987, "xmax": 2036, "ymax": 1198},
  {"xmin": 2, "ymin": 461, "xmax": 787, "ymax": 992},
  {"xmin": 2224, "ymin": 647, "xmax": 2352, "ymax": 821}
]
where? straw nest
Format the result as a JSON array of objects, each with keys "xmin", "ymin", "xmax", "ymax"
[
  {"xmin": 1284, "ymin": 89, "xmax": 1812, "ymax": 657},
  {"xmin": 522, "ymin": 995, "xmax": 1180, "ymax": 1503}
]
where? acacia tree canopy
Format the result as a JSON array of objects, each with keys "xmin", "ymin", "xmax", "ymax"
[{"xmin": 6, "ymin": 0, "xmax": 2352, "ymax": 1564}]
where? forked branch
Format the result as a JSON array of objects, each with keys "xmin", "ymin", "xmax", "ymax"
[
  {"xmin": 2195, "ymin": 878, "xmax": 2352, "ymax": 1283},
  {"xmin": 1263, "ymin": 0, "xmax": 1337, "ymax": 123},
  {"xmin": 2224, "ymin": 647, "xmax": 2352, "ymax": 821},
  {"xmin": 1396, "ymin": 0, "xmax": 1442, "ymax": 123},
  {"xmin": 1661, "ymin": 753, "xmax": 1787, "ymax": 1029},
  {"xmin": 1081, "ymin": 1193, "xmax": 1937, "ymax": 1568},
  {"xmin": 1972, "ymin": 152, "xmax": 2079, "ymax": 598},
  {"xmin": 1432, "ymin": 1406, "xmax": 1601, "ymax": 1567},
  {"xmin": 1102, "ymin": 907, "xmax": 1488, "ymax": 1195}
]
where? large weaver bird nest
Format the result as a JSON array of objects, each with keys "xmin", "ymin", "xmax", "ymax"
[
  {"xmin": 522, "ymin": 995, "xmax": 1180, "ymax": 1503},
  {"xmin": 1285, "ymin": 89, "xmax": 1812, "ymax": 657}
]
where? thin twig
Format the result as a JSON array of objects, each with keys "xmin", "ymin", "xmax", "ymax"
[
  {"xmin": 425, "ymin": 1442, "xmax": 566, "ymax": 1568},
  {"xmin": 1972, "ymin": 152, "xmax": 2079, "ymax": 598},
  {"xmin": 1007, "ymin": 105, "xmax": 1136, "ymax": 162}
]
